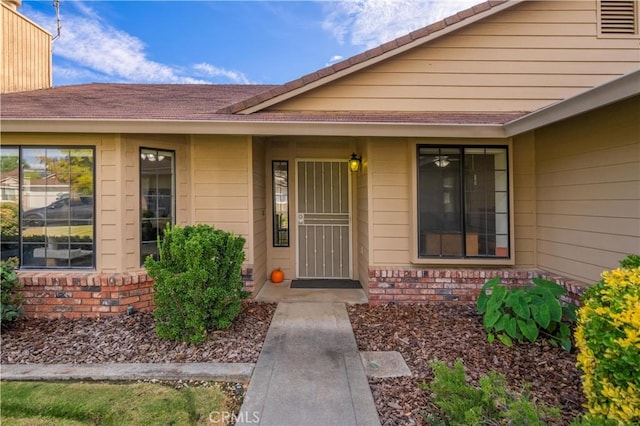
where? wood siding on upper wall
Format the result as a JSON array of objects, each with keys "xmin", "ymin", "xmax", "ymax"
[
  {"xmin": 1, "ymin": 4, "xmax": 51, "ymax": 93},
  {"xmin": 535, "ymin": 96, "xmax": 640, "ymax": 283},
  {"xmin": 191, "ymin": 135, "xmax": 252, "ymax": 261},
  {"xmin": 269, "ymin": 1, "xmax": 639, "ymax": 113}
]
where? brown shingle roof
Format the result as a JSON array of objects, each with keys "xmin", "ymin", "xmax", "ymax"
[
  {"xmin": 221, "ymin": 0, "xmax": 512, "ymax": 114},
  {"xmin": 1, "ymin": 83, "xmax": 527, "ymax": 124},
  {"xmin": 1, "ymin": 83, "xmax": 277, "ymax": 120}
]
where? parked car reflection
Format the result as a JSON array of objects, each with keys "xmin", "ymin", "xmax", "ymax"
[{"xmin": 22, "ymin": 196, "xmax": 93, "ymax": 227}]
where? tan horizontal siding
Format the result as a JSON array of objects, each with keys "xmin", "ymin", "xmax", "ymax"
[
  {"xmin": 191, "ymin": 135, "xmax": 250, "ymax": 245},
  {"xmin": 537, "ymin": 214, "xmax": 640, "ymax": 237},
  {"xmin": 535, "ymin": 97, "xmax": 640, "ymax": 283},
  {"xmin": 270, "ymin": 1, "xmax": 638, "ymax": 113},
  {"xmin": 252, "ymin": 139, "xmax": 267, "ymax": 290},
  {"xmin": 513, "ymin": 131, "xmax": 537, "ymax": 268},
  {"xmin": 370, "ymin": 139, "xmax": 410, "ymax": 266}
]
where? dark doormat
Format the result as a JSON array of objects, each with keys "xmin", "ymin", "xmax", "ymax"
[{"xmin": 290, "ymin": 279, "xmax": 362, "ymax": 289}]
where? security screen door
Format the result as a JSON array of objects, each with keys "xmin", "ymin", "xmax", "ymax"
[{"xmin": 296, "ymin": 160, "xmax": 351, "ymax": 278}]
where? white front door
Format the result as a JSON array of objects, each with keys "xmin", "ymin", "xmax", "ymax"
[{"xmin": 296, "ymin": 160, "xmax": 351, "ymax": 278}]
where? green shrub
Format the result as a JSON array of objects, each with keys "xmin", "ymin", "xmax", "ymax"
[
  {"xmin": 477, "ymin": 277, "xmax": 576, "ymax": 351},
  {"xmin": 144, "ymin": 224, "xmax": 249, "ymax": 344},
  {"xmin": 574, "ymin": 254, "xmax": 640, "ymax": 423},
  {"xmin": 1, "ymin": 257, "xmax": 23, "ymax": 325},
  {"xmin": 0, "ymin": 202, "xmax": 18, "ymax": 238},
  {"xmin": 421, "ymin": 359, "xmax": 559, "ymax": 425}
]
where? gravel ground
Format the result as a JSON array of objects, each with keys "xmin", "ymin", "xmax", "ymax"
[{"xmin": 1, "ymin": 301, "xmax": 584, "ymax": 425}]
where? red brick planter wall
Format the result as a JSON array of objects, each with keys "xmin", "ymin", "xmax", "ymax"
[
  {"xmin": 368, "ymin": 267, "xmax": 587, "ymax": 306},
  {"xmin": 18, "ymin": 266, "xmax": 255, "ymax": 319},
  {"xmin": 17, "ymin": 271, "xmax": 155, "ymax": 319}
]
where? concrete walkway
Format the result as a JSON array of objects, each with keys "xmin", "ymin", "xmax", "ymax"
[{"xmin": 237, "ymin": 302, "xmax": 380, "ymax": 426}]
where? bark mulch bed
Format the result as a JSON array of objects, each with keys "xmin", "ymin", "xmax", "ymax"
[
  {"xmin": 1, "ymin": 301, "xmax": 276, "ymax": 364},
  {"xmin": 347, "ymin": 303, "xmax": 585, "ymax": 426},
  {"xmin": 2, "ymin": 301, "xmax": 584, "ymax": 424}
]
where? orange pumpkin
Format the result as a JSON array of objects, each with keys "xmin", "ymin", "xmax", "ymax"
[{"xmin": 271, "ymin": 268, "xmax": 284, "ymax": 284}]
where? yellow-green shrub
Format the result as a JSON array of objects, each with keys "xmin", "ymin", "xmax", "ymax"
[{"xmin": 575, "ymin": 255, "xmax": 640, "ymax": 423}]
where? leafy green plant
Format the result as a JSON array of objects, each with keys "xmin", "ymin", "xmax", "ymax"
[
  {"xmin": 144, "ymin": 224, "xmax": 249, "ymax": 343},
  {"xmin": 477, "ymin": 277, "xmax": 576, "ymax": 351},
  {"xmin": 420, "ymin": 359, "xmax": 559, "ymax": 425},
  {"xmin": 0, "ymin": 202, "xmax": 18, "ymax": 238},
  {"xmin": 1, "ymin": 257, "xmax": 23, "ymax": 325},
  {"xmin": 574, "ymin": 254, "xmax": 640, "ymax": 423}
]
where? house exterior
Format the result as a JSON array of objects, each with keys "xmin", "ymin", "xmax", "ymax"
[{"xmin": 1, "ymin": 0, "xmax": 639, "ymax": 318}]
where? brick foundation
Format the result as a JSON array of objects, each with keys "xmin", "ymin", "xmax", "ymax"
[
  {"xmin": 18, "ymin": 266, "xmax": 255, "ymax": 319},
  {"xmin": 368, "ymin": 267, "xmax": 587, "ymax": 306}
]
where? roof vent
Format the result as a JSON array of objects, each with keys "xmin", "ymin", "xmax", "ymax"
[{"xmin": 600, "ymin": 0, "xmax": 637, "ymax": 34}]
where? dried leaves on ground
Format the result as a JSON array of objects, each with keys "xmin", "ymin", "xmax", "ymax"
[
  {"xmin": 1, "ymin": 301, "xmax": 276, "ymax": 364},
  {"xmin": 347, "ymin": 303, "xmax": 584, "ymax": 426}
]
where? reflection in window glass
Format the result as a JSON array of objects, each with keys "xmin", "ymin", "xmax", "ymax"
[
  {"xmin": 140, "ymin": 148, "xmax": 175, "ymax": 264},
  {"xmin": 0, "ymin": 146, "xmax": 95, "ymax": 268},
  {"xmin": 273, "ymin": 161, "xmax": 289, "ymax": 247},
  {"xmin": 0, "ymin": 147, "xmax": 20, "ymax": 261},
  {"xmin": 418, "ymin": 145, "xmax": 509, "ymax": 259}
]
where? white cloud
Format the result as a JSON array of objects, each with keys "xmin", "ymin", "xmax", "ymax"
[
  {"xmin": 22, "ymin": 3, "xmax": 246, "ymax": 85},
  {"xmin": 325, "ymin": 55, "xmax": 344, "ymax": 66},
  {"xmin": 322, "ymin": 0, "xmax": 480, "ymax": 49},
  {"xmin": 193, "ymin": 63, "xmax": 251, "ymax": 85}
]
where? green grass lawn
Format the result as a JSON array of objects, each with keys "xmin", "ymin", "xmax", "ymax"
[
  {"xmin": 22, "ymin": 225, "xmax": 93, "ymax": 238},
  {"xmin": 0, "ymin": 381, "xmax": 230, "ymax": 425}
]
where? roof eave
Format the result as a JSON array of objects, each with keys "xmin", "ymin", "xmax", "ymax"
[
  {"xmin": 0, "ymin": 118, "xmax": 507, "ymax": 138},
  {"xmin": 505, "ymin": 69, "xmax": 640, "ymax": 136}
]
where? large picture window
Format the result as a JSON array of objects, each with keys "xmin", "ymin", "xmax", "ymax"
[
  {"xmin": 417, "ymin": 145, "xmax": 509, "ymax": 259},
  {"xmin": 0, "ymin": 146, "xmax": 95, "ymax": 268},
  {"xmin": 140, "ymin": 148, "xmax": 175, "ymax": 265}
]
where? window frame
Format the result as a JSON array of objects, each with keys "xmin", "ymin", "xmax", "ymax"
[
  {"xmin": 410, "ymin": 140, "xmax": 515, "ymax": 266},
  {"xmin": 272, "ymin": 160, "xmax": 290, "ymax": 247},
  {"xmin": 139, "ymin": 147, "xmax": 176, "ymax": 266},
  {"xmin": 0, "ymin": 145, "xmax": 96, "ymax": 270}
]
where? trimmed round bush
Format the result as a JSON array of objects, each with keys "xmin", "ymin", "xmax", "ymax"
[{"xmin": 144, "ymin": 224, "xmax": 249, "ymax": 343}]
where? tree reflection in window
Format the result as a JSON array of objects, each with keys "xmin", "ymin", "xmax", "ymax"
[{"xmin": 0, "ymin": 146, "xmax": 95, "ymax": 268}]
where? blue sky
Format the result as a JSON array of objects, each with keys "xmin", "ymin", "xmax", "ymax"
[{"xmin": 21, "ymin": 0, "xmax": 480, "ymax": 86}]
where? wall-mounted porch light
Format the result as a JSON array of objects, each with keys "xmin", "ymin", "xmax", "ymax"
[{"xmin": 348, "ymin": 152, "xmax": 362, "ymax": 172}]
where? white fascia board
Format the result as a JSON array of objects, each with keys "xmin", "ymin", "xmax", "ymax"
[
  {"xmin": 505, "ymin": 70, "xmax": 640, "ymax": 137},
  {"xmin": 0, "ymin": 119, "xmax": 507, "ymax": 138}
]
